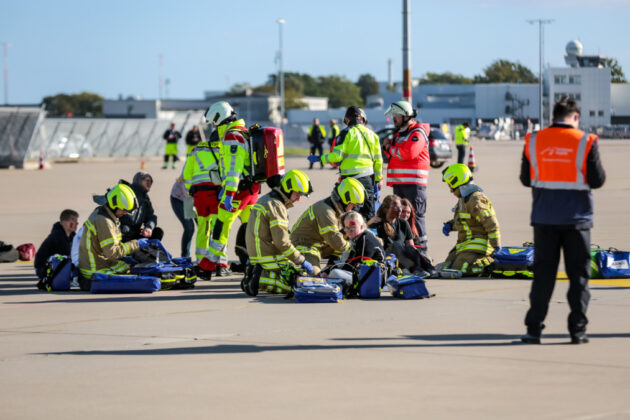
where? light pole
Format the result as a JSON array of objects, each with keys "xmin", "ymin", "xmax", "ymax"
[
  {"xmin": 277, "ymin": 18, "xmax": 285, "ymax": 130},
  {"xmin": 527, "ymin": 19, "xmax": 554, "ymax": 127}
]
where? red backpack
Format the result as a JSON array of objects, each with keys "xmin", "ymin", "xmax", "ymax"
[{"xmin": 16, "ymin": 243, "xmax": 36, "ymax": 261}]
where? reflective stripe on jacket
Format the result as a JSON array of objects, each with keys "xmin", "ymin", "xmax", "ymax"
[
  {"xmin": 182, "ymin": 141, "xmax": 221, "ymax": 191},
  {"xmin": 525, "ymin": 128, "xmax": 596, "ymax": 191},
  {"xmin": 78, "ymin": 206, "xmax": 139, "ymax": 278},
  {"xmin": 245, "ymin": 188, "xmax": 305, "ymax": 270},
  {"xmin": 219, "ymin": 119, "xmax": 252, "ymax": 197},
  {"xmin": 451, "ymin": 191, "xmax": 501, "ymax": 255},
  {"xmin": 454, "ymin": 125, "xmax": 469, "ymax": 145},
  {"xmin": 321, "ymin": 124, "xmax": 383, "ymax": 181},
  {"xmin": 386, "ymin": 121, "xmax": 430, "ymax": 186},
  {"xmin": 290, "ymin": 196, "xmax": 349, "ymax": 256}
]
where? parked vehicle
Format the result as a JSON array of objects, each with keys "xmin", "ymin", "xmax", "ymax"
[{"xmin": 376, "ymin": 127, "xmax": 452, "ymax": 168}]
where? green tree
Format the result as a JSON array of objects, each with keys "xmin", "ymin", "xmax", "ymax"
[
  {"xmin": 317, "ymin": 75, "xmax": 364, "ymax": 108},
  {"xmin": 419, "ymin": 72, "xmax": 473, "ymax": 84},
  {"xmin": 356, "ymin": 73, "xmax": 379, "ymax": 103},
  {"xmin": 474, "ymin": 60, "xmax": 538, "ymax": 83},
  {"xmin": 43, "ymin": 92, "xmax": 104, "ymax": 116},
  {"xmin": 228, "ymin": 82, "xmax": 251, "ymax": 93},
  {"xmin": 603, "ymin": 58, "xmax": 627, "ymax": 83}
]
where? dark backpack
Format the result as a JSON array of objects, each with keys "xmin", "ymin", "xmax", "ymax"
[{"xmin": 0, "ymin": 241, "xmax": 19, "ymax": 263}]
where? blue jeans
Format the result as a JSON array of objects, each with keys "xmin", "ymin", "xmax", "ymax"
[{"xmin": 170, "ymin": 195, "xmax": 195, "ymax": 258}]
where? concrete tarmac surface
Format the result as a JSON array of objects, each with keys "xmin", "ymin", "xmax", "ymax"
[{"xmin": 1, "ymin": 141, "xmax": 630, "ymax": 419}]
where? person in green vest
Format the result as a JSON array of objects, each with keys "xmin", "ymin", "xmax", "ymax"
[{"xmin": 454, "ymin": 122, "xmax": 470, "ymax": 164}]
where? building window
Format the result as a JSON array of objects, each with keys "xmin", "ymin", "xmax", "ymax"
[
  {"xmin": 589, "ymin": 111, "xmax": 595, "ymax": 117},
  {"xmin": 576, "ymin": 93, "xmax": 581, "ymax": 101},
  {"xmin": 554, "ymin": 93, "xmax": 565, "ymax": 101},
  {"xmin": 598, "ymin": 110, "xmax": 604, "ymax": 117},
  {"xmin": 554, "ymin": 75, "xmax": 567, "ymax": 84},
  {"xmin": 569, "ymin": 75, "xmax": 581, "ymax": 85}
]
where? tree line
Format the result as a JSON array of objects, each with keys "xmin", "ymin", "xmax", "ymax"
[{"xmin": 43, "ymin": 58, "xmax": 626, "ymax": 116}]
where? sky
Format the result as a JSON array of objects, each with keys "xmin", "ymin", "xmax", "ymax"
[{"xmin": 1, "ymin": 0, "xmax": 629, "ymax": 104}]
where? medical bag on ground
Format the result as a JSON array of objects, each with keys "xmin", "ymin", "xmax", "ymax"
[
  {"xmin": 37, "ymin": 254, "xmax": 73, "ymax": 291},
  {"xmin": 595, "ymin": 249, "xmax": 630, "ymax": 278},
  {"xmin": 487, "ymin": 244, "xmax": 534, "ymax": 279},
  {"xmin": 590, "ymin": 245, "xmax": 609, "ymax": 278},
  {"xmin": 294, "ymin": 282, "xmax": 343, "ymax": 303},
  {"xmin": 249, "ymin": 125, "xmax": 285, "ymax": 188},
  {"xmin": 349, "ymin": 263, "xmax": 384, "ymax": 298},
  {"xmin": 16, "ymin": 243, "xmax": 36, "ymax": 261},
  {"xmin": 90, "ymin": 273, "xmax": 161, "ymax": 293},
  {"xmin": 126, "ymin": 241, "xmax": 196, "ymax": 290},
  {"xmin": 386, "ymin": 275, "xmax": 433, "ymax": 299}
]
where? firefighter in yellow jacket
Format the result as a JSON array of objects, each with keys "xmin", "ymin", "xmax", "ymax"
[
  {"xmin": 290, "ymin": 177, "xmax": 366, "ymax": 268},
  {"xmin": 198, "ymin": 101, "xmax": 261, "ymax": 277},
  {"xmin": 242, "ymin": 170, "xmax": 315, "ymax": 296},
  {"xmin": 78, "ymin": 184, "xmax": 152, "ymax": 287},
  {"xmin": 441, "ymin": 163, "xmax": 501, "ymax": 275},
  {"xmin": 181, "ymin": 129, "xmax": 222, "ymax": 276}
]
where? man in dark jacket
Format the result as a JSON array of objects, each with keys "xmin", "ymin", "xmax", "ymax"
[
  {"xmin": 307, "ymin": 118, "xmax": 326, "ymax": 169},
  {"xmin": 34, "ymin": 209, "xmax": 79, "ymax": 278},
  {"xmin": 119, "ymin": 172, "xmax": 163, "ymax": 242},
  {"xmin": 185, "ymin": 125, "xmax": 202, "ymax": 154},
  {"xmin": 520, "ymin": 97, "xmax": 606, "ymax": 345}
]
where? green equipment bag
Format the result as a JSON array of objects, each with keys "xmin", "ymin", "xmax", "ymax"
[{"xmin": 590, "ymin": 245, "xmax": 609, "ymax": 278}]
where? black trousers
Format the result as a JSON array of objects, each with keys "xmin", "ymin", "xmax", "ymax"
[
  {"xmin": 309, "ymin": 143, "xmax": 324, "ymax": 168},
  {"xmin": 456, "ymin": 144, "xmax": 467, "ymax": 164},
  {"xmin": 393, "ymin": 184, "xmax": 427, "ymax": 248},
  {"xmin": 525, "ymin": 226, "xmax": 591, "ymax": 335},
  {"xmin": 354, "ymin": 175, "xmax": 376, "ymax": 221}
]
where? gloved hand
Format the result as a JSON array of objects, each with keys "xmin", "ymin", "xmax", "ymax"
[
  {"xmin": 150, "ymin": 239, "xmax": 162, "ymax": 247},
  {"xmin": 442, "ymin": 221, "xmax": 453, "ymax": 237},
  {"xmin": 223, "ymin": 195, "xmax": 234, "ymax": 212},
  {"xmin": 493, "ymin": 246, "xmax": 501, "ymax": 255},
  {"xmin": 301, "ymin": 260, "xmax": 314, "ymax": 275},
  {"xmin": 137, "ymin": 238, "xmax": 151, "ymax": 249},
  {"xmin": 307, "ymin": 155, "xmax": 321, "ymax": 163},
  {"xmin": 375, "ymin": 183, "xmax": 381, "ymax": 200}
]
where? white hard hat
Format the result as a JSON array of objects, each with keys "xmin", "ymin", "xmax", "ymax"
[
  {"xmin": 384, "ymin": 100, "xmax": 416, "ymax": 118},
  {"xmin": 205, "ymin": 101, "xmax": 235, "ymax": 126}
]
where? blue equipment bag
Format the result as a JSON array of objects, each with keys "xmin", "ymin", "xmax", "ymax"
[
  {"xmin": 595, "ymin": 250, "xmax": 630, "ymax": 278},
  {"xmin": 353, "ymin": 263, "xmax": 383, "ymax": 298},
  {"xmin": 38, "ymin": 254, "xmax": 73, "ymax": 291},
  {"xmin": 127, "ymin": 241, "xmax": 196, "ymax": 290},
  {"xmin": 294, "ymin": 283, "xmax": 342, "ymax": 303},
  {"xmin": 386, "ymin": 275, "xmax": 432, "ymax": 299},
  {"xmin": 488, "ymin": 245, "xmax": 534, "ymax": 279},
  {"xmin": 90, "ymin": 273, "xmax": 161, "ymax": 293}
]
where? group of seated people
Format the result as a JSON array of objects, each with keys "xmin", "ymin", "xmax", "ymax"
[{"xmin": 34, "ymin": 163, "xmax": 500, "ymax": 296}]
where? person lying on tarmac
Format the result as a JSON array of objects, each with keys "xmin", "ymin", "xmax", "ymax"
[
  {"xmin": 342, "ymin": 211, "xmax": 385, "ymax": 267},
  {"xmin": 34, "ymin": 209, "xmax": 79, "ymax": 279},
  {"xmin": 290, "ymin": 177, "xmax": 366, "ymax": 270},
  {"xmin": 119, "ymin": 171, "xmax": 163, "ymax": 242},
  {"xmin": 441, "ymin": 163, "xmax": 501, "ymax": 276},
  {"xmin": 368, "ymin": 194, "xmax": 430, "ymax": 276},
  {"xmin": 242, "ymin": 170, "xmax": 316, "ymax": 296},
  {"xmin": 78, "ymin": 184, "xmax": 153, "ymax": 288}
]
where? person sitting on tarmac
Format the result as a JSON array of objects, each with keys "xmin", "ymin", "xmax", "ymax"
[
  {"xmin": 368, "ymin": 194, "xmax": 429, "ymax": 275},
  {"xmin": 342, "ymin": 211, "xmax": 385, "ymax": 266},
  {"xmin": 441, "ymin": 163, "xmax": 501, "ymax": 276},
  {"xmin": 119, "ymin": 171, "xmax": 163, "ymax": 242},
  {"xmin": 290, "ymin": 177, "xmax": 366, "ymax": 270},
  {"xmin": 34, "ymin": 209, "xmax": 79, "ymax": 280},
  {"xmin": 400, "ymin": 198, "xmax": 423, "ymax": 247},
  {"xmin": 242, "ymin": 169, "xmax": 316, "ymax": 296},
  {"xmin": 78, "ymin": 183, "xmax": 152, "ymax": 289}
]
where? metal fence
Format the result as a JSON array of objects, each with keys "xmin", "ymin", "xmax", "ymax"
[
  {"xmin": 0, "ymin": 106, "xmax": 45, "ymax": 168},
  {"xmin": 26, "ymin": 112, "xmax": 204, "ymax": 161}
]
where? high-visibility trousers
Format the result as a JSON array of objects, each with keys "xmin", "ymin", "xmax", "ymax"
[
  {"xmin": 192, "ymin": 189, "xmax": 220, "ymax": 261},
  {"xmin": 200, "ymin": 185, "xmax": 260, "ymax": 270},
  {"xmin": 259, "ymin": 268, "xmax": 292, "ymax": 294}
]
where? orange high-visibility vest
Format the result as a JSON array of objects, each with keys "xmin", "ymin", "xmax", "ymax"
[{"xmin": 524, "ymin": 127, "xmax": 597, "ymax": 191}]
